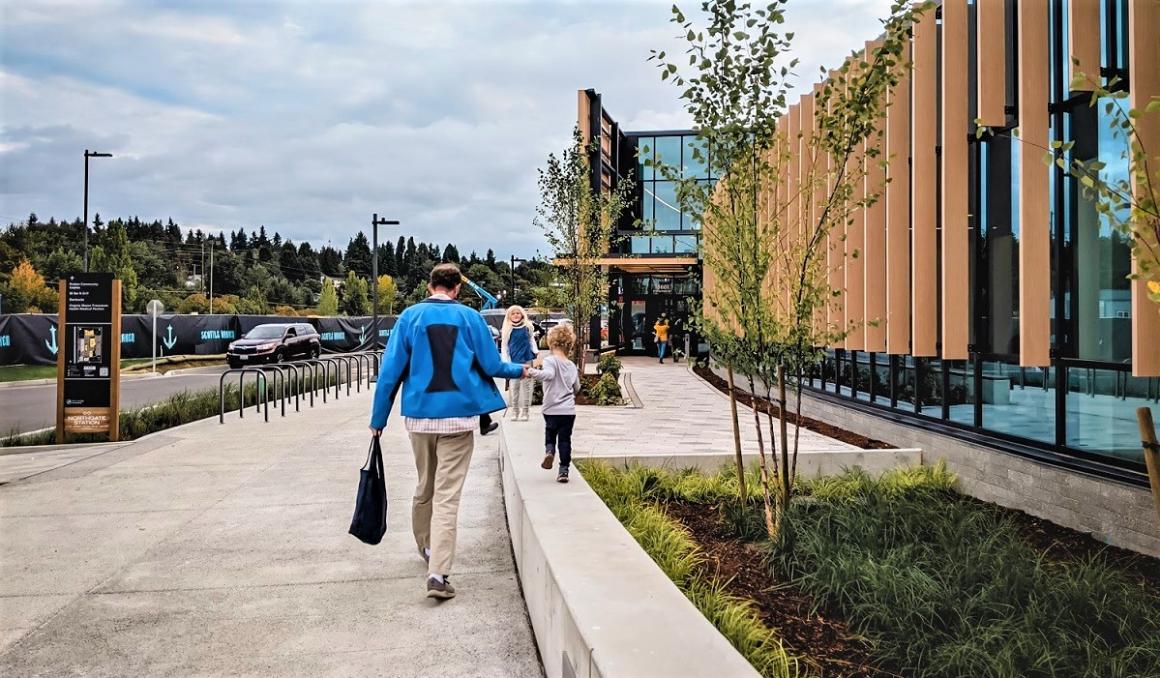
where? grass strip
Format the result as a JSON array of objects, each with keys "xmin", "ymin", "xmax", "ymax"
[
  {"xmin": 581, "ymin": 460, "xmax": 800, "ymax": 678},
  {"xmin": 2, "ymin": 373, "xmax": 333, "ymax": 447}
]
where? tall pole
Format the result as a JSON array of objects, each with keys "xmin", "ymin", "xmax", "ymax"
[
  {"xmin": 82, "ymin": 150, "xmax": 112, "ymax": 273},
  {"xmin": 83, "ymin": 150, "xmax": 90, "ymax": 272},
  {"xmin": 372, "ymin": 213, "xmax": 379, "ymax": 350},
  {"xmin": 510, "ymin": 255, "xmax": 516, "ymax": 302},
  {"xmin": 209, "ymin": 243, "xmax": 214, "ymax": 314}
]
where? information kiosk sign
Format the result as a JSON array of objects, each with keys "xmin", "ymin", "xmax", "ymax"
[{"xmin": 55, "ymin": 273, "xmax": 122, "ymax": 442}]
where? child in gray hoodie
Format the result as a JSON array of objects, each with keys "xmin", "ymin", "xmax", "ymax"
[{"xmin": 528, "ymin": 324, "xmax": 582, "ymax": 482}]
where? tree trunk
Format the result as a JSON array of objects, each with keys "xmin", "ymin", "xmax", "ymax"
[
  {"xmin": 746, "ymin": 372, "xmax": 777, "ymax": 539},
  {"xmin": 777, "ymin": 364, "xmax": 791, "ymax": 519},
  {"xmin": 726, "ymin": 364, "xmax": 748, "ymax": 502}
]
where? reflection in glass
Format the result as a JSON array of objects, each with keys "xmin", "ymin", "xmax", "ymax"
[
  {"xmin": 631, "ymin": 236, "xmax": 650, "ymax": 255},
  {"xmin": 918, "ymin": 359, "xmax": 943, "ymax": 417},
  {"xmin": 1066, "ymin": 366, "xmax": 1159, "ymax": 465},
  {"xmin": 1067, "ymin": 100, "xmax": 1133, "ymax": 363},
  {"xmin": 979, "ymin": 359, "xmax": 1056, "ymax": 443},
  {"xmin": 674, "ymin": 235, "xmax": 698, "ymax": 253},
  {"xmin": 977, "ymin": 136, "xmax": 1020, "ymax": 355},
  {"xmin": 655, "ymin": 135, "xmax": 682, "ymax": 175},
  {"xmin": 653, "ymin": 182, "xmax": 681, "ymax": 230},
  {"xmin": 946, "ymin": 360, "xmax": 974, "ymax": 425},
  {"xmin": 683, "ymin": 137, "xmax": 708, "ymax": 178},
  {"xmin": 652, "ymin": 236, "xmax": 674, "ymax": 254},
  {"xmin": 638, "ymin": 138, "xmax": 654, "ymax": 180}
]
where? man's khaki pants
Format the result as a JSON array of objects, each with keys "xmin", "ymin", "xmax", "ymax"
[{"xmin": 410, "ymin": 430, "xmax": 474, "ymax": 576}]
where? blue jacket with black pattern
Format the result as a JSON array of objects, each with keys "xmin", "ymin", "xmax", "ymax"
[{"xmin": 370, "ymin": 297, "xmax": 524, "ymax": 430}]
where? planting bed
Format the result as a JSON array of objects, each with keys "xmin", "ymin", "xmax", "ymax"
[
  {"xmin": 583, "ymin": 462, "xmax": 1160, "ymax": 678},
  {"xmin": 693, "ymin": 365, "xmax": 894, "ymax": 449}
]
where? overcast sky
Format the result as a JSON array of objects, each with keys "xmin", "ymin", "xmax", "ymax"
[{"xmin": 1, "ymin": 0, "xmax": 895, "ymax": 258}]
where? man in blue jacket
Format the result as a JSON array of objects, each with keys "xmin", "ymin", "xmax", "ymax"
[{"xmin": 370, "ymin": 263, "xmax": 527, "ymax": 600}]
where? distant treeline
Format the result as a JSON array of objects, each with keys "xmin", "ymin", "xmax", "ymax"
[{"xmin": 0, "ymin": 213, "xmax": 560, "ymax": 315}]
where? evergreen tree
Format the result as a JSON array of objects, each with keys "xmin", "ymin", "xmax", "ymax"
[
  {"xmin": 297, "ymin": 242, "xmax": 321, "ymax": 281},
  {"xmin": 272, "ymin": 232, "xmax": 282, "ymax": 249},
  {"xmin": 280, "ymin": 242, "xmax": 303, "ymax": 282},
  {"xmin": 485, "ymin": 249, "xmax": 496, "ymax": 270},
  {"xmin": 165, "ymin": 218, "xmax": 181, "ymax": 242},
  {"xmin": 442, "ymin": 244, "xmax": 460, "ymax": 263},
  {"xmin": 318, "ymin": 245, "xmax": 343, "ymax": 276},
  {"xmin": 89, "ymin": 220, "xmax": 139, "ymax": 309},
  {"xmin": 395, "ymin": 236, "xmax": 406, "ymax": 278},
  {"xmin": 344, "ymin": 232, "xmax": 373, "ymax": 278}
]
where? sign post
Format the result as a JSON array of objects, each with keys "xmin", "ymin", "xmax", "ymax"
[
  {"xmin": 55, "ymin": 273, "xmax": 121, "ymax": 443},
  {"xmin": 147, "ymin": 299, "xmax": 164, "ymax": 374}
]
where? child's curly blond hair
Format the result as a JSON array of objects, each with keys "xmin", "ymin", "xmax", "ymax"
[{"xmin": 546, "ymin": 323, "xmax": 576, "ymax": 353}]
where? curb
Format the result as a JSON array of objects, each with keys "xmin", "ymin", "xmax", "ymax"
[{"xmin": 0, "ymin": 361, "xmax": 227, "ymax": 389}]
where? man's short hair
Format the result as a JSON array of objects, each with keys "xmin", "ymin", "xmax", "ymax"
[{"xmin": 429, "ymin": 263, "xmax": 462, "ymax": 291}]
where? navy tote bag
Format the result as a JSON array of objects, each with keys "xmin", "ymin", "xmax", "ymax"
[{"xmin": 349, "ymin": 436, "xmax": 388, "ymax": 545}]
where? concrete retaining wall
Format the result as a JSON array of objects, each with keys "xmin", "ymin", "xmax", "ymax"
[
  {"xmin": 708, "ymin": 365, "xmax": 1160, "ymax": 558},
  {"xmin": 499, "ymin": 422, "xmax": 760, "ymax": 678}
]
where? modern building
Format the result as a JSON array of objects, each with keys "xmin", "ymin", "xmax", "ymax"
[
  {"xmin": 582, "ymin": 0, "xmax": 1160, "ymax": 555},
  {"xmin": 578, "ymin": 89, "xmax": 709, "ymax": 357}
]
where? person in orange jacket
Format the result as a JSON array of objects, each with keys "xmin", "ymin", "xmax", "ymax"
[{"xmin": 653, "ymin": 314, "xmax": 670, "ymax": 364}]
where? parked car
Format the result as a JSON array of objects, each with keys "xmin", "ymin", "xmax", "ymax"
[
  {"xmin": 228, "ymin": 323, "xmax": 320, "ymax": 368},
  {"xmin": 537, "ymin": 317, "xmax": 572, "ymax": 349}
]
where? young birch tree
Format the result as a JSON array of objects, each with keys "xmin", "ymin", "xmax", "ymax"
[
  {"xmin": 653, "ymin": 0, "xmax": 930, "ymax": 541},
  {"xmin": 536, "ymin": 127, "xmax": 634, "ymax": 369}
]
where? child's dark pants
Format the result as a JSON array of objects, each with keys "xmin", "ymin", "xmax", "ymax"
[{"xmin": 543, "ymin": 414, "xmax": 576, "ymax": 468}]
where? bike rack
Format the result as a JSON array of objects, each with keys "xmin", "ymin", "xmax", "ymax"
[
  {"xmin": 252, "ymin": 365, "xmax": 289, "ymax": 418},
  {"xmin": 219, "ymin": 368, "xmax": 269, "ymax": 423}
]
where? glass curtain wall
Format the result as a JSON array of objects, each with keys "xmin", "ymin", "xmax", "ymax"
[
  {"xmin": 629, "ymin": 133, "xmax": 714, "ymax": 254},
  {"xmin": 796, "ymin": 0, "xmax": 1156, "ymax": 476}
]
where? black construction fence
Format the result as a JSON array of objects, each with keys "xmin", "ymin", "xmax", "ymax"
[{"xmin": 0, "ymin": 313, "xmax": 400, "ymax": 366}]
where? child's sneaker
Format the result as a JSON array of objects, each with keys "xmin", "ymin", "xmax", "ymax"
[
  {"xmin": 556, "ymin": 467, "xmax": 570, "ymax": 483},
  {"xmin": 541, "ymin": 451, "xmax": 555, "ymax": 470}
]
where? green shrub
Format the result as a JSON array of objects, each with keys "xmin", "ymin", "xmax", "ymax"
[
  {"xmin": 597, "ymin": 352, "xmax": 622, "ymax": 379},
  {"xmin": 588, "ymin": 371, "xmax": 623, "ymax": 406}
]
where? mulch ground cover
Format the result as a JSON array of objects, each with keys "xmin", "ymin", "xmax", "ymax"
[
  {"xmin": 693, "ymin": 365, "xmax": 894, "ymax": 450},
  {"xmin": 575, "ymin": 373, "xmax": 603, "ymax": 406},
  {"xmin": 664, "ymin": 500, "xmax": 901, "ymax": 678}
]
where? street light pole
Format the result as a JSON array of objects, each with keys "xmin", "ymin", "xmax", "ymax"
[
  {"xmin": 370, "ymin": 213, "xmax": 400, "ymax": 352},
  {"xmin": 82, "ymin": 150, "xmax": 113, "ymax": 273},
  {"xmin": 509, "ymin": 255, "xmax": 527, "ymax": 304}
]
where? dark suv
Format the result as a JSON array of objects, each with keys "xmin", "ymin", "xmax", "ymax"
[{"xmin": 227, "ymin": 323, "xmax": 321, "ymax": 368}]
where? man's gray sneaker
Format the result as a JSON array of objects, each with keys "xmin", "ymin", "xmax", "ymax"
[
  {"xmin": 426, "ymin": 576, "xmax": 455, "ymax": 600},
  {"xmin": 557, "ymin": 467, "xmax": 570, "ymax": 483}
]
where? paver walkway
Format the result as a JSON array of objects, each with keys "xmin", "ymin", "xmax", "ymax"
[
  {"xmin": 0, "ymin": 390, "xmax": 541, "ymax": 677},
  {"xmin": 571, "ymin": 357, "xmax": 855, "ymax": 459}
]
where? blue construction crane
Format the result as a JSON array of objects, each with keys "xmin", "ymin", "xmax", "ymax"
[{"xmin": 461, "ymin": 275, "xmax": 500, "ymax": 310}]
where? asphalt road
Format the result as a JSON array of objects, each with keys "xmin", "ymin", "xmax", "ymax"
[{"xmin": 0, "ymin": 365, "xmax": 235, "ymax": 436}]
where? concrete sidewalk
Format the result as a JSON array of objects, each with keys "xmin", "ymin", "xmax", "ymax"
[{"xmin": 0, "ymin": 392, "xmax": 541, "ymax": 677}]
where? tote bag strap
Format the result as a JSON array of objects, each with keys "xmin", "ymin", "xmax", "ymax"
[{"xmin": 363, "ymin": 437, "xmax": 385, "ymax": 480}]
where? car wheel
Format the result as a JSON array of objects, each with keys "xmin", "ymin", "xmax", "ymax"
[
  {"xmin": 312, "ymin": 346, "xmax": 320, "ymax": 359},
  {"xmin": 273, "ymin": 349, "xmax": 285, "ymax": 364}
]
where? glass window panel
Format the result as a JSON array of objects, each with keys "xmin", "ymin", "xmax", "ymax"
[
  {"xmin": 683, "ymin": 137, "xmax": 709, "ymax": 179},
  {"xmin": 638, "ymin": 138, "xmax": 654, "ymax": 181},
  {"xmin": 893, "ymin": 356, "xmax": 918, "ymax": 409},
  {"xmin": 946, "ymin": 359, "xmax": 975, "ymax": 425},
  {"xmin": 651, "ymin": 236, "xmax": 674, "ymax": 254},
  {"xmin": 979, "ymin": 359, "xmax": 1056, "ymax": 443},
  {"xmin": 1066, "ymin": 366, "xmax": 1158, "ymax": 465},
  {"xmin": 642, "ymin": 183, "xmax": 655, "ymax": 228},
  {"xmin": 1067, "ymin": 100, "xmax": 1133, "ymax": 362},
  {"xmin": 918, "ymin": 359, "xmax": 944, "ymax": 417},
  {"xmin": 871, "ymin": 354, "xmax": 891, "ymax": 403},
  {"xmin": 674, "ymin": 235, "xmax": 698, "ymax": 253},
  {"xmin": 630, "ymin": 276, "xmax": 650, "ymax": 294},
  {"xmin": 977, "ymin": 136, "xmax": 1020, "ymax": 355},
  {"xmin": 654, "ymin": 135, "xmax": 682, "ymax": 176},
  {"xmin": 653, "ymin": 181, "xmax": 681, "ymax": 230},
  {"xmin": 631, "ymin": 236, "xmax": 650, "ymax": 255}
]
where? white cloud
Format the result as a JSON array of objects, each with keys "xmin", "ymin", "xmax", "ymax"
[{"xmin": 0, "ymin": 0, "xmax": 897, "ymax": 258}]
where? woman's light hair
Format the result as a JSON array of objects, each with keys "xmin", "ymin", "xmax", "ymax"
[{"xmin": 547, "ymin": 323, "xmax": 576, "ymax": 352}]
